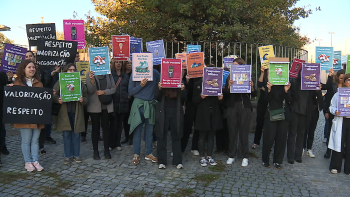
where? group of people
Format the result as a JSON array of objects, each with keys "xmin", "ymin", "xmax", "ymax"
[{"xmin": 0, "ymin": 51, "xmax": 349, "ymax": 175}]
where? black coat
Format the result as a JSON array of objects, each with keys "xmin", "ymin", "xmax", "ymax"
[
  {"xmin": 111, "ymin": 70, "xmax": 130, "ymax": 113},
  {"xmin": 322, "ymin": 75, "xmax": 336, "ymax": 114},
  {"xmin": 155, "ymin": 88, "xmax": 186, "ymax": 138},
  {"xmin": 192, "ymin": 79, "xmax": 223, "ymax": 131}
]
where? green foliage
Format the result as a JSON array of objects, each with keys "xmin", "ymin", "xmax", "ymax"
[{"xmin": 0, "ymin": 32, "xmax": 14, "ymax": 48}]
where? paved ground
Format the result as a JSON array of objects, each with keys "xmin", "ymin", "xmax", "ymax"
[{"xmin": 0, "ymin": 112, "xmax": 350, "ymax": 197}]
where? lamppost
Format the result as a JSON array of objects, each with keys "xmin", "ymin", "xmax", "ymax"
[
  {"xmin": 0, "ymin": 25, "xmax": 11, "ymax": 31},
  {"xmin": 329, "ymin": 32, "xmax": 335, "ymax": 47},
  {"xmin": 316, "ymin": 39, "xmax": 323, "ymax": 46}
]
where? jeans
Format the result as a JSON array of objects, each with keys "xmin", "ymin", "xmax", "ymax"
[
  {"xmin": 20, "ymin": 128, "xmax": 40, "ymax": 163},
  {"xmin": 63, "ymin": 113, "xmax": 80, "ymax": 158},
  {"xmin": 133, "ymin": 106, "xmax": 154, "ymax": 155}
]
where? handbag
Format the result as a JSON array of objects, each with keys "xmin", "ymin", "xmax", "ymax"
[
  {"xmin": 269, "ymin": 108, "xmax": 285, "ymax": 121},
  {"xmin": 95, "ymin": 77, "xmax": 113, "ymax": 105}
]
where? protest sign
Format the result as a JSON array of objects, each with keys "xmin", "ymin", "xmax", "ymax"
[
  {"xmin": 269, "ymin": 57, "xmax": 290, "ymax": 85},
  {"xmin": 224, "ymin": 57, "xmax": 235, "ymax": 68},
  {"xmin": 333, "ymin": 51, "xmax": 342, "ymax": 72},
  {"xmin": 63, "ymin": 20, "xmax": 85, "ymax": 49},
  {"xmin": 187, "ymin": 44, "xmax": 201, "ymax": 53},
  {"xmin": 230, "ymin": 65, "xmax": 252, "ymax": 93},
  {"xmin": 88, "ymin": 46, "xmax": 111, "ymax": 76},
  {"xmin": 146, "ymin": 40, "xmax": 166, "ymax": 65},
  {"xmin": 161, "ymin": 58, "xmax": 182, "ymax": 88},
  {"xmin": 259, "ymin": 45, "xmax": 275, "ymax": 69},
  {"xmin": 112, "ymin": 35, "xmax": 130, "ymax": 60},
  {"xmin": 1, "ymin": 44, "xmax": 27, "ymax": 73},
  {"xmin": 202, "ymin": 67, "xmax": 223, "ymax": 96},
  {"xmin": 175, "ymin": 53, "xmax": 187, "ymax": 69},
  {"xmin": 316, "ymin": 46, "xmax": 334, "ymax": 71},
  {"xmin": 76, "ymin": 61, "xmax": 89, "ymax": 84},
  {"xmin": 36, "ymin": 40, "xmax": 77, "ymax": 70},
  {"xmin": 26, "ymin": 23, "xmax": 56, "ymax": 46},
  {"xmin": 338, "ymin": 88, "xmax": 350, "ymax": 117},
  {"xmin": 3, "ymin": 86, "xmax": 52, "ymax": 124},
  {"xmin": 222, "ymin": 70, "xmax": 230, "ymax": 88},
  {"xmin": 132, "ymin": 53, "xmax": 153, "ymax": 81},
  {"xmin": 130, "ymin": 37, "xmax": 142, "ymax": 59},
  {"xmin": 289, "ymin": 58, "xmax": 305, "ymax": 78},
  {"xmin": 187, "ymin": 52, "xmax": 204, "ymax": 78},
  {"xmin": 301, "ymin": 63, "xmax": 321, "ymax": 90},
  {"xmin": 347, "ymin": 55, "xmax": 350, "ymax": 73},
  {"xmin": 59, "ymin": 72, "xmax": 81, "ymax": 102}
]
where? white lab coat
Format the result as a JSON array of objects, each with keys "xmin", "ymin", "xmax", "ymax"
[{"xmin": 329, "ymin": 92, "xmax": 343, "ymax": 152}]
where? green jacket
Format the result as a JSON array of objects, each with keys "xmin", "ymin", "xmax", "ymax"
[
  {"xmin": 53, "ymin": 82, "xmax": 88, "ymax": 133},
  {"xmin": 128, "ymin": 97, "xmax": 156, "ymax": 134}
]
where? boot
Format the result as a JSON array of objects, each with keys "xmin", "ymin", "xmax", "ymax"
[
  {"xmin": 93, "ymin": 150, "xmax": 100, "ymax": 160},
  {"xmin": 324, "ymin": 148, "xmax": 331, "ymax": 159},
  {"xmin": 104, "ymin": 150, "xmax": 111, "ymax": 159}
]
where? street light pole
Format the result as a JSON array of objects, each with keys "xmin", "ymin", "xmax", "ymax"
[
  {"xmin": 329, "ymin": 32, "xmax": 335, "ymax": 47},
  {"xmin": 316, "ymin": 39, "xmax": 323, "ymax": 46}
]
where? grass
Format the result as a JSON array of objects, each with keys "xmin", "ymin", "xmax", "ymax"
[
  {"xmin": 124, "ymin": 189, "xmax": 147, "ymax": 197},
  {"xmin": 41, "ymin": 172, "xmax": 72, "ymax": 197},
  {"xmin": 194, "ymin": 173, "xmax": 220, "ymax": 187},
  {"xmin": 0, "ymin": 171, "xmax": 31, "ymax": 184},
  {"xmin": 208, "ymin": 160, "xmax": 226, "ymax": 172},
  {"xmin": 169, "ymin": 188, "xmax": 196, "ymax": 197}
]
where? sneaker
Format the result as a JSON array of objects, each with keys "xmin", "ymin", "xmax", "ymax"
[
  {"xmin": 200, "ymin": 157, "xmax": 208, "ymax": 167},
  {"xmin": 251, "ymin": 144, "xmax": 258, "ymax": 149},
  {"xmin": 116, "ymin": 147, "xmax": 122, "ymax": 151},
  {"xmin": 39, "ymin": 149, "xmax": 46, "ymax": 155},
  {"xmin": 32, "ymin": 161, "xmax": 44, "ymax": 171},
  {"xmin": 1, "ymin": 146, "xmax": 10, "ymax": 155},
  {"xmin": 274, "ymin": 163, "xmax": 282, "ymax": 169},
  {"xmin": 64, "ymin": 158, "xmax": 72, "ymax": 164},
  {"xmin": 226, "ymin": 158, "xmax": 235, "ymax": 165},
  {"xmin": 158, "ymin": 164, "xmax": 166, "ymax": 169},
  {"xmin": 306, "ymin": 149, "xmax": 315, "ymax": 158},
  {"xmin": 262, "ymin": 162, "xmax": 271, "ymax": 168},
  {"xmin": 25, "ymin": 162, "xmax": 35, "ymax": 172},
  {"xmin": 331, "ymin": 169, "xmax": 338, "ymax": 174},
  {"xmin": 132, "ymin": 154, "xmax": 140, "ymax": 164},
  {"xmin": 145, "ymin": 154, "xmax": 158, "ymax": 163},
  {"xmin": 176, "ymin": 164, "xmax": 184, "ymax": 169},
  {"xmin": 242, "ymin": 158, "xmax": 249, "ymax": 167},
  {"xmin": 74, "ymin": 157, "xmax": 82, "ymax": 163},
  {"xmin": 323, "ymin": 138, "xmax": 327, "ymax": 143},
  {"xmin": 191, "ymin": 150, "xmax": 200, "ymax": 156},
  {"xmin": 207, "ymin": 156, "xmax": 217, "ymax": 166},
  {"xmin": 45, "ymin": 137, "xmax": 56, "ymax": 144},
  {"xmin": 81, "ymin": 136, "xmax": 86, "ymax": 142}
]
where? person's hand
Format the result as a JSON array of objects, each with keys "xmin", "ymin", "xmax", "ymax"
[
  {"xmin": 336, "ymin": 111, "xmax": 341, "ymax": 116},
  {"xmin": 79, "ymin": 96, "xmax": 83, "ymax": 103},
  {"xmin": 318, "ymin": 84, "xmax": 322, "ymax": 90},
  {"xmin": 284, "ymin": 82, "xmax": 291, "ymax": 93},
  {"xmin": 218, "ymin": 94, "xmax": 223, "ymax": 100},
  {"xmin": 53, "ymin": 89, "xmax": 56, "ymax": 96},
  {"xmin": 141, "ymin": 78, "xmax": 148, "ymax": 87},
  {"xmin": 200, "ymin": 93, "xmax": 207, "ymax": 99},
  {"xmin": 229, "ymin": 79, "xmax": 234, "ymax": 86},
  {"xmin": 186, "ymin": 74, "xmax": 190, "ymax": 83},
  {"xmin": 54, "ymin": 66, "xmax": 60, "ymax": 72},
  {"xmin": 89, "ymin": 71, "xmax": 95, "ymax": 79},
  {"xmin": 267, "ymin": 82, "xmax": 273, "ymax": 92},
  {"xmin": 96, "ymin": 90, "xmax": 105, "ymax": 95},
  {"xmin": 6, "ymin": 83, "xmax": 14, "ymax": 87},
  {"xmin": 329, "ymin": 69, "xmax": 334, "ymax": 76},
  {"xmin": 6, "ymin": 71, "xmax": 13, "ymax": 80},
  {"xmin": 58, "ymin": 98, "xmax": 63, "ymax": 104},
  {"xmin": 325, "ymin": 113, "xmax": 329, "ymax": 119},
  {"xmin": 260, "ymin": 66, "xmax": 265, "ymax": 73},
  {"xmin": 181, "ymin": 83, "xmax": 185, "ymax": 91},
  {"xmin": 158, "ymin": 82, "xmax": 162, "ymax": 90}
]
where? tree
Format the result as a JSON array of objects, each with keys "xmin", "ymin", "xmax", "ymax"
[
  {"xmin": 0, "ymin": 32, "xmax": 14, "ymax": 48},
  {"xmin": 86, "ymin": 0, "xmax": 319, "ymax": 48}
]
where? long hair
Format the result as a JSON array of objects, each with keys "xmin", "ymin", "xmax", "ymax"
[
  {"xmin": 342, "ymin": 73, "xmax": 350, "ymax": 87},
  {"xmin": 16, "ymin": 60, "xmax": 40, "ymax": 82},
  {"xmin": 335, "ymin": 69, "xmax": 345, "ymax": 85},
  {"xmin": 122, "ymin": 60, "xmax": 132, "ymax": 73},
  {"xmin": 62, "ymin": 63, "xmax": 76, "ymax": 72}
]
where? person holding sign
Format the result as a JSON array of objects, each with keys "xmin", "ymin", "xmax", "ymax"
[
  {"xmin": 53, "ymin": 63, "xmax": 88, "ymax": 164},
  {"xmin": 122, "ymin": 60, "xmax": 133, "ymax": 145},
  {"xmin": 12, "ymin": 60, "xmax": 45, "ymax": 172},
  {"xmin": 155, "ymin": 82, "xmax": 186, "ymax": 169},
  {"xmin": 225, "ymin": 58, "xmax": 256, "ymax": 166}
]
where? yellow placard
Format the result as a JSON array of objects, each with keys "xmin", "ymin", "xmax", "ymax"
[
  {"xmin": 258, "ymin": 45, "xmax": 275, "ymax": 69},
  {"xmin": 76, "ymin": 61, "xmax": 90, "ymax": 84}
]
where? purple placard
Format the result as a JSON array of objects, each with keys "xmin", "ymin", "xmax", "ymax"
[
  {"xmin": 301, "ymin": 63, "xmax": 321, "ymax": 90},
  {"xmin": 1, "ymin": 44, "xmax": 27, "ymax": 73},
  {"xmin": 202, "ymin": 67, "xmax": 223, "ymax": 96},
  {"xmin": 337, "ymin": 88, "xmax": 350, "ymax": 116},
  {"xmin": 224, "ymin": 57, "xmax": 235, "ymax": 68},
  {"xmin": 230, "ymin": 64, "xmax": 251, "ymax": 93}
]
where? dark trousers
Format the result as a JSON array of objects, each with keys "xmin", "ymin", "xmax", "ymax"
[
  {"xmin": 198, "ymin": 129, "xmax": 215, "ymax": 157},
  {"xmin": 227, "ymin": 106, "xmax": 251, "ymax": 159},
  {"xmin": 216, "ymin": 117, "xmax": 229, "ymax": 151},
  {"xmin": 253, "ymin": 100, "xmax": 268, "ymax": 145},
  {"xmin": 90, "ymin": 110, "xmax": 113, "ymax": 151},
  {"xmin": 304, "ymin": 108, "xmax": 319, "ymax": 150},
  {"xmin": 330, "ymin": 118, "xmax": 350, "ymax": 174},
  {"xmin": 181, "ymin": 102, "xmax": 199, "ymax": 152},
  {"xmin": 157, "ymin": 109, "xmax": 182, "ymax": 166},
  {"xmin": 262, "ymin": 118, "xmax": 288, "ymax": 164},
  {"xmin": 110, "ymin": 113, "xmax": 125, "ymax": 148},
  {"xmin": 81, "ymin": 105, "xmax": 89, "ymax": 137},
  {"xmin": 287, "ymin": 113, "xmax": 306, "ymax": 161},
  {"xmin": 39, "ymin": 128, "xmax": 46, "ymax": 149}
]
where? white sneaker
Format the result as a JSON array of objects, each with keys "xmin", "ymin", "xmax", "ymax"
[
  {"xmin": 306, "ymin": 149, "xmax": 315, "ymax": 158},
  {"xmin": 158, "ymin": 164, "xmax": 166, "ymax": 169},
  {"xmin": 331, "ymin": 169, "xmax": 338, "ymax": 174},
  {"xmin": 191, "ymin": 150, "xmax": 199, "ymax": 156},
  {"xmin": 226, "ymin": 158, "xmax": 235, "ymax": 164},
  {"xmin": 242, "ymin": 158, "xmax": 249, "ymax": 167},
  {"xmin": 176, "ymin": 164, "xmax": 184, "ymax": 169},
  {"xmin": 200, "ymin": 157, "xmax": 208, "ymax": 167}
]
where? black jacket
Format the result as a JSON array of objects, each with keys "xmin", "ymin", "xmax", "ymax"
[
  {"xmin": 111, "ymin": 70, "xmax": 130, "ymax": 113},
  {"xmin": 322, "ymin": 75, "xmax": 336, "ymax": 114},
  {"xmin": 266, "ymin": 85, "xmax": 292, "ymax": 110},
  {"xmin": 193, "ymin": 79, "xmax": 223, "ymax": 131}
]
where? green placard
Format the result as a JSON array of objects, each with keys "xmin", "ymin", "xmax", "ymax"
[
  {"xmin": 347, "ymin": 55, "xmax": 350, "ymax": 74},
  {"xmin": 59, "ymin": 72, "xmax": 81, "ymax": 102},
  {"xmin": 269, "ymin": 62, "xmax": 289, "ymax": 85}
]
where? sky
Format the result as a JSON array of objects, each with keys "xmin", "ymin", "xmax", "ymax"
[{"xmin": 1, "ymin": 0, "xmax": 349, "ymax": 62}]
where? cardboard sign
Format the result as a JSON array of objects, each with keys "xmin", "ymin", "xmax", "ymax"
[
  {"xmin": 316, "ymin": 46, "xmax": 334, "ymax": 71},
  {"xmin": 3, "ymin": 86, "xmax": 53, "ymax": 124},
  {"xmin": 269, "ymin": 58, "xmax": 290, "ymax": 85},
  {"xmin": 175, "ymin": 53, "xmax": 187, "ymax": 69},
  {"xmin": 161, "ymin": 58, "xmax": 182, "ymax": 88},
  {"xmin": 338, "ymin": 88, "xmax": 350, "ymax": 116},
  {"xmin": 230, "ymin": 65, "xmax": 252, "ymax": 93},
  {"xmin": 187, "ymin": 44, "xmax": 201, "ymax": 53},
  {"xmin": 202, "ymin": 67, "xmax": 223, "ymax": 96},
  {"xmin": 76, "ymin": 61, "xmax": 89, "ymax": 84},
  {"xmin": 1, "ymin": 44, "xmax": 27, "ymax": 73},
  {"xmin": 59, "ymin": 72, "xmax": 82, "ymax": 102},
  {"xmin": 132, "ymin": 53, "xmax": 153, "ymax": 81},
  {"xmin": 333, "ymin": 51, "xmax": 342, "ymax": 72},
  {"xmin": 289, "ymin": 58, "xmax": 305, "ymax": 78},
  {"xmin": 112, "ymin": 35, "xmax": 130, "ymax": 60},
  {"xmin": 347, "ymin": 55, "xmax": 350, "ymax": 73},
  {"xmin": 224, "ymin": 57, "xmax": 235, "ymax": 68},
  {"xmin": 259, "ymin": 45, "xmax": 275, "ymax": 69},
  {"xmin": 26, "ymin": 23, "xmax": 56, "ymax": 46},
  {"xmin": 301, "ymin": 63, "xmax": 321, "ymax": 90},
  {"xmin": 146, "ymin": 40, "xmax": 166, "ymax": 65},
  {"xmin": 63, "ymin": 20, "xmax": 85, "ymax": 49},
  {"xmin": 130, "ymin": 37, "xmax": 142, "ymax": 59},
  {"xmin": 88, "ymin": 46, "xmax": 111, "ymax": 76},
  {"xmin": 187, "ymin": 52, "xmax": 204, "ymax": 78},
  {"xmin": 36, "ymin": 40, "xmax": 77, "ymax": 70}
]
